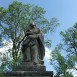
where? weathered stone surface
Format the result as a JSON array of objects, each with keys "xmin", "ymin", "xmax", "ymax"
[
  {"xmin": 3, "ymin": 62, "xmax": 53, "ymax": 77},
  {"xmin": 12, "ymin": 62, "xmax": 46, "ymax": 71},
  {"xmin": 3, "ymin": 71, "xmax": 53, "ymax": 77},
  {"xmin": 13, "ymin": 65, "xmax": 46, "ymax": 71}
]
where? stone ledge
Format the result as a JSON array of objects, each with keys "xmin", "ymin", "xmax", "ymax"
[
  {"xmin": 3, "ymin": 71, "xmax": 53, "ymax": 77},
  {"xmin": 13, "ymin": 65, "xmax": 46, "ymax": 71}
]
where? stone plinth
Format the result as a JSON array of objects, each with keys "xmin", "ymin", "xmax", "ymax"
[
  {"xmin": 13, "ymin": 62, "xmax": 46, "ymax": 71},
  {"xmin": 3, "ymin": 71, "xmax": 53, "ymax": 77},
  {"xmin": 3, "ymin": 62, "xmax": 53, "ymax": 77}
]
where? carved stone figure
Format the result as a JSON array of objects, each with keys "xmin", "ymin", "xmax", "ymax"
[
  {"xmin": 21, "ymin": 23, "xmax": 45, "ymax": 65},
  {"xmin": 3, "ymin": 23, "xmax": 53, "ymax": 77}
]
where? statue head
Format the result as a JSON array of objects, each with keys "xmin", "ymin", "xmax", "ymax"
[{"xmin": 29, "ymin": 22, "xmax": 36, "ymax": 28}]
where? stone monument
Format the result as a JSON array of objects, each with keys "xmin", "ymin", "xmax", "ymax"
[{"xmin": 3, "ymin": 23, "xmax": 53, "ymax": 77}]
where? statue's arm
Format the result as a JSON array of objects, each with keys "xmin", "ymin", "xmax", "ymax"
[
  {"xmin": 28, "ymin": 29, "xmax": 43, "ymax": 39},
  {"xmin": 28, "ymin": 34, "xmax": 38, "ymax": 38},
  {"xmin": 17, "ymin": 30, "xmax": 30, "ymax": 47}
]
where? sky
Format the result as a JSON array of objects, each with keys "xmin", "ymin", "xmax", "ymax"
[
  {"xmin": 0, "ymin": 0, "xmax": 77, "ymax": 48},
  {"xmin": 0, "ymin": 0, "xmax": 77, "ymax": 75}
]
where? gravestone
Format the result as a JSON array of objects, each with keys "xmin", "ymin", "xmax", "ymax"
[{"xmin": 3, "ymin": 23, "xmax": 53, "ymax": 77}]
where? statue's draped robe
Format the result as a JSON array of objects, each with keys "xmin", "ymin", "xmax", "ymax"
[
  {"xmin": 37, "ymin": 32, "xmax": 45, "ymax": 60},
  {"xmin": 22, "ymin": 27, "xmax": 45, "ymax": 64}
]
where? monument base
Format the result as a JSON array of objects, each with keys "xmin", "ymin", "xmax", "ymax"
[
  {"xmin": 3, "ymin": 71, "xmax": 53, "ymax": 77},
  {"xmin": 3, "ymin": 62, "xmax": 53, "ymax": 77}
]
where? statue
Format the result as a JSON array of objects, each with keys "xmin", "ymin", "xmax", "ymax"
[
  {"xmin": 21, "ymin": 23, "xmax": 45, "ymax": 65},
  {"xmin": 3, "ymin": 23, "xmax": 53, "ymax": 77}
]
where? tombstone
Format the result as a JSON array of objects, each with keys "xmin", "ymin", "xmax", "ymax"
[{"xmin": 3, "ymin": 23, "xmax": 53, "ymax": 77}]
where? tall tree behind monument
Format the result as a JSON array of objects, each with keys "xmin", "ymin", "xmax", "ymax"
[{"xmin": 0, "ymin": 1, "xmax": 59, "ymax": 68}]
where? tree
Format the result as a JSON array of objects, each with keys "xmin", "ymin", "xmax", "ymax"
[
  {"xmin": 60, "ymin": 23, "xmax": 77, "ymax": 55},
  {"xmin": 0, "ymin": 1, "xmax": 59, "ymax": 72},
  {"xmin": 50, "ymin": 24, "xmax": 77, "ymax": 77},
  {"xmin": 50, "ymin": 45, "xmax": 75, "ymax": 77},
  {"xmin": 0, "ymin": 50, "xmax": 12, "ymax": 77},
  {"xmin": 0, "ymin": 1, "xmax": 59, "ymax": 61}
]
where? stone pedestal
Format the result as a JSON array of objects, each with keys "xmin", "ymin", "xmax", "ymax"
[{"xmin": 3, "ymin": 62, "xmax": 53, "ymax": 77}]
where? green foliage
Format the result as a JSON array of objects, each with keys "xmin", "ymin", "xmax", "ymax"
[
  {"xmin": 0, "ymin": 34, "xmax": 2, "ymax": 42},
  {"xmin": 45, "ymin": 39, "xmax": 51, "ymax": 48},
  {"xmin": 50, "ymin": 45, "xmax": 74, "ymax": 77},
  {"xmin": 0, "ymin": 1, "xmax": 59, "ymax": 74},
  {"xmin": 0, "ymin": 0, "xmax": 59, "ymax": 60},
  {"xmin": 42, "ymin": 18, "xmax": 59, "ymax": 34},
  {"xmin": 50, "ymin": 24, "xmax": 77, "ymax": 77},
  {"xmin": 0, "ymin": 7, "xmax": 7, "ymax": 42},
  {"xmin": 0, "ymin": 71, "xmax": 3, "ymax": 77},
  {"xmin": 0, "ymin": 51, "xmax": 12, "ymax": 73},
  {"xmin": 60, "ymin": 23, "xmax": 77, "ymax": 55}
]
